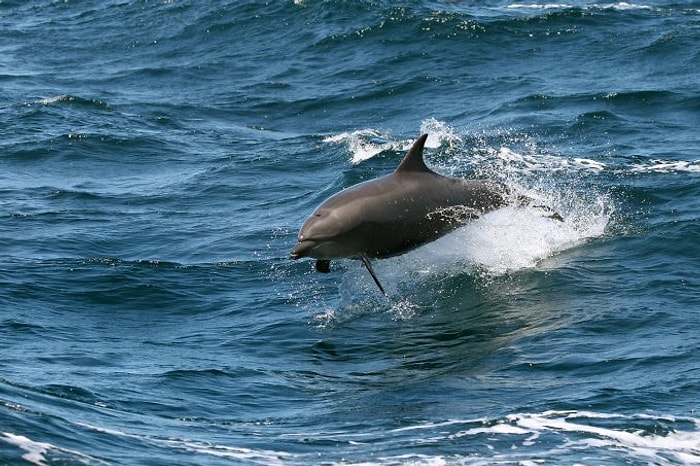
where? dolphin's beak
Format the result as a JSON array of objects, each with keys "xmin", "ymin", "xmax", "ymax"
[{"xmin": 290, "ymin": 240, "xmax": 316, "ymax": 259}]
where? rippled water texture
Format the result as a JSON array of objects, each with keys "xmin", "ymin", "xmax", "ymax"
[{"xmin": 1, "ymin": 1, "xmax": 699, "ymax": 464}]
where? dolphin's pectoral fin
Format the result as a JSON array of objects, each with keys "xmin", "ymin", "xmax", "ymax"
[
  {"xmin": 316, "ymin": 259, "xmax": 331, "ymax": 273},
  {"xmin": 360, "ymin": 255, "xmax": 387, "ymax": 296}
]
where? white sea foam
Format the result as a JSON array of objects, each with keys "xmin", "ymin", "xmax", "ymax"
[
  {"xmin": 630, "ymin": 159, "xmax": 700, "ymax": 173},
  {"xmin": 1, "ymin": 433, "xmax": 52, "ymax": 466},
  {"xmin": 77, "ymin": 422, "xmax": 292, "ymax": 466},
  {"xmin": 506, "ymin": 2, "xmax": 654, "ymax": 11},
  {"xmin": 1, "ymin": 432, "xmax": 110, "ymax": 466},
  {"xmin": 324, "ymin": 119, "xmax": 461, "ymax": 164},
  {"xmin": 506, "ymin": 3, "xmax": 575, "ymax": 9},
  {"xmin": 324, "ymin": 120, "xmax": 697, "ymax": 176},
  {"xmin": 288, "ymin": 411, "xmax": 700, "ymax": 466},
  {"xmin": 323, "ymin": 129, "xmax": 405, "ymax": 164},
  {"xmin": 600, "ymin": 2, "xmax": 654, "ymax": 10},
  {"xmin": 465, "ymin": 411, "xmax": 700, "ymax": 466},
  {"xmin": 347, "ymin": 411, "xmax": 700, "ymax": 466},
  {"xmin": 64, "ymin": 411, "xmax": 700, "ymax": 465},
  {"xmin": 167, "ymin": 439, "xmax": 293, "ymax": 465}
]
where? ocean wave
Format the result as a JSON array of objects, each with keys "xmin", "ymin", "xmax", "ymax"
[
  {"xmin": 74, "ymin": 422, "xmax": 296, "ymax": 466},
  {"xmin": 3, "ymin": 1, "xmax": 699, "ymax": 465},
  {"xmin": 377, "ymin": 410, "xmax": 700, "ymax": 466},
  {"xmin": 629, "ymin": 159, "xmax": 700, "ymax": 173},
  {"xmin": 5, "ymin": 409, "xmax": 698, "ymax": 466},
  {"xmin": 1, "ymin": 432, "xmax": 110, "ymax": 466},
  {"xmin": 325, "ymin": 118, "xmax": 700, "ymax": 175},
  {"xmin": 32, "ymin": 94, "xmax": 112, "ymax": 110},
  {"xmin": 506, "ymin": 2, "xmax": 656, "ymax": 11}
]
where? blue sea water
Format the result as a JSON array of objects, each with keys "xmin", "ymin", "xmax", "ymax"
[{"xmin": 1, "ymin": 1, "xmax": 700, "ymax": 464}]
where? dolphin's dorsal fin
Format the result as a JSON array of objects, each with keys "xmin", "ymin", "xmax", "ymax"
[{"xmin": 395, "ymin": 134, "xmax": 431, "ymax": 173}]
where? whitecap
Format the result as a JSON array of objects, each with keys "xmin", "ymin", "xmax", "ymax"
[
  {"xmin": 1, "ymin": 432, "xmax": 109, "ymax": 466},
  {"xmin": 419, "ymin": 117, "xmax": 461, "ymax": 149},
  {"xmin": 323, "ymin": 118, "xmax": 461, "ymax": 164},
  {"xmin": 629, "ymin": 159, "xmax": 700, "ymax": 173},
  {"xmin": 376, "ymin": 411, "xmax": 700, "ymax": 466},
  {"xmin": 323, "ymin": 129, "xmax": 400, "ymax": 164}
]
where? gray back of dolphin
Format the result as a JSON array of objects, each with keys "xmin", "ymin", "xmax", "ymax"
[{"xmin": 291, "ymin": 133, "xmax": 508, "ymax": 294}]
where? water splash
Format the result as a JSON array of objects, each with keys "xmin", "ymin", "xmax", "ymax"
[
  {"xmin": 323, "ymin": 118, "xmax": 461, "ymax": 164},
  {"xmin": 323, "ymin": 129, "xmax": 403, "ymax": 164},
  {"xmin": 315, "ymin": 117, "xmax": 694, "ymax": 316},
  {"xmin": 419, "ymin": 117, "xmax": 461, "ymax": 149},
  {"xmin": 307, "ymin": 121, "xmax": 621, "ymax": 323}
]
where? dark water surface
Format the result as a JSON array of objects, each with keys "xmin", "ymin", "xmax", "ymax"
[{"xmin": 1, "ymin": 1, "xmax": 699, "ymax": 464}]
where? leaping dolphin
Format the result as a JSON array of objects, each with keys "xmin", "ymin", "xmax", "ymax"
[{"xmin": 290, "ymin": 134, "xmax": 519, "ymax": 295}]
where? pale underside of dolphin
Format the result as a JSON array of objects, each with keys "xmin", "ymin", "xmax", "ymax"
[{"xmin": 290, "ymin": 133, "xmax": 557, "ymax": 295}]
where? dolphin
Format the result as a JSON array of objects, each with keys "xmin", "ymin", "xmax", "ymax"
[{"xmin": 290, "ymin": 134, "xmax": 514, "ymax": 295}]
